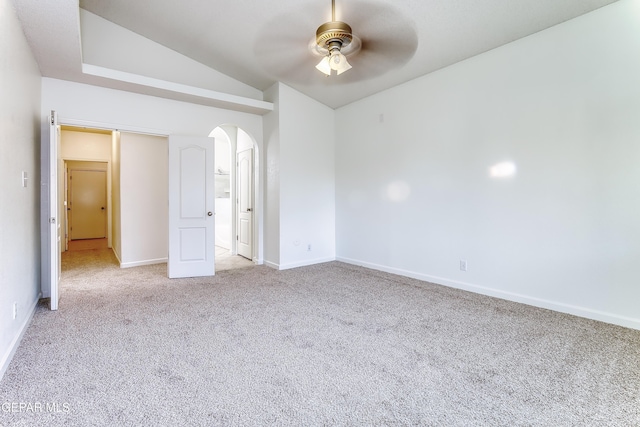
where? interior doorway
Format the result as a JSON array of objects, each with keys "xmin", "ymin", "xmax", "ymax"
[
  {"xmin": 60, "ymin": 126, "xmax": 113, "ymax": 257},
  {"xmin": 210, "ymin": 125, "xmax": 258, "ymax": 268},
  {"xmin": 67, "ymin": 162, "xmax": 108, "ymax": 241}
]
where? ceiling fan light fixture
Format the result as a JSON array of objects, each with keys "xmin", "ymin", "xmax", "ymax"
[
  {"xmin": 315, "ymin": 56, "xmax": 332, "ymax": 76},
  {"xmin": 330, "ymin": 50, "xmax": 352, "ymax": 74}
]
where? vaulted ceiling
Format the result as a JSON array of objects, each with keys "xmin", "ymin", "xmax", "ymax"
[{"xmin": 12, "ymin": 0, "xmax": 617, "ymax": 112}]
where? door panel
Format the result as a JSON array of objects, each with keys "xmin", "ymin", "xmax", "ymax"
[
  {"xmin": 179, "ymin": 227, "xmax": 207, "ymax": 261},
  {"xmin": 168, "ymin": 136, "xmax": 215, "ymax": 278},
  {"xmin": 70, "ymin": 169, "xmax": 107, "ymax": 239},
  {"xmin": 237, "ymin": 149, "xmax": 253, "ymax": 260},
  {"xmin": 239, "ymin": 218, "xmax": 250, "ymax": 245}
]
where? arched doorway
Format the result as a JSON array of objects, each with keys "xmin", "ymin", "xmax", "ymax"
[{"xmin": 210, "ymin": 125, "xmax": 260, "ymax": 269}]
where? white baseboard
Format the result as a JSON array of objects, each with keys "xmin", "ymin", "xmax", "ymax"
[
  {"xmin": 269, "ymin": 256, "xmax": 336, "ymax": 271},
  {"xmin": 120, "ymin": 258, "xmax": 167, "ymax": 269},
  {"xmin": 336, "ymin": 256, "xmax": 640, "ymax": 331},
  {"xmin": 0, "ymin": 293, "xmax": 41, "ymax": 381},
  {"xmin": 264, "ymin": 260, "xmax": 279, "ymax": 270}
]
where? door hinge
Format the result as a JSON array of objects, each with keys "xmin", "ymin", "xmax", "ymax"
[{"xmin": 236, "ymin": 235, "xmax": 239, "ymax": 241}]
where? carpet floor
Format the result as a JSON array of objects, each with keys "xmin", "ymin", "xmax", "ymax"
[{"xmin": 1, "ymin": 249, "xmax": 639, "ymax": 426}]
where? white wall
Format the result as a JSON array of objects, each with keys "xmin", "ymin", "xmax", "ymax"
[
  {"xmin": 263, "ymin": 84, "xmax": 281, "ymax": 266},
  {"xmin": 0, "ymin": 0, "xmax": 43, "ymax": 379},
  {"xmin": 237, "ymin": 128, "xmax": 254, "ymax": 152},
  {"xmin": 263, "ymin": 83, "xmax": 336, "ymax": 269},
  {"xmin": 335, "ymin": 0, "xmax": 640, "ymax": 329},
  {"xmin": 41, "ymin": 78, "xmax": 264, "ymax": 143},
  {"xmin": 119, "ymin": 132, "xmax": 168, "ymax": 267}
]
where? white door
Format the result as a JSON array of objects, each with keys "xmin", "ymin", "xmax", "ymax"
[
  {"xmin": 237, "ymin": 149, "xmax": 253, "ymax": 260},
  {"xmin": 41, "ymin": 110, "xmax": 61, "ymax": 310},
  {"xmin": 69, "ymin": 169, "xmax": 107, "ymax": 239},
  {"xmin": 168, "ymin": 135, "xmax": 215, "ymax": 278}
]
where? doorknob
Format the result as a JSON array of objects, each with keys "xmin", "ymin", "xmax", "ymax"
[
  {"xmin": 247, "ymin": 208, "xmax": 252, "ymax": 212},
  {"xmin": 207, "ymin": 212, "xmax": 213, "ymax": 216},
  {"xmin": 101, "ymin": 207, "xmax": 105, "ymax": 210}
]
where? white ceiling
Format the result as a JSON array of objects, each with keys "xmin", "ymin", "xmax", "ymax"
[{"xmin": 12, "ymin": 0, "xmax": 617, "ymax": 111}]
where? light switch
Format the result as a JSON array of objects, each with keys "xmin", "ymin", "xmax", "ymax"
[{"xmin": 22, "ymin": 171, "xmax": 28, "ymax": 188}]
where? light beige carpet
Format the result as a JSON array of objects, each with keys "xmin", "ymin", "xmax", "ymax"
[{"xmin": 1, "ymin": 248, "xmax": 639, "ymax": 426}]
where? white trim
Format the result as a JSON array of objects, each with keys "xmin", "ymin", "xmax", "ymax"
[
  {"xmin": 264, "ymin": 260, "xmax": 279, "ymax": 270},
  {"xmin": 82, "ymin": 64, "xmax": 274, "ymax": 115},
  {"xmin": 59, "ymin": 117, "xmax": 171, "ymax": 137},
  {"xmin": 336, "ymin": 256, "xmax": 640, "ymax": 331},
  {"xmin": 272, "ymin": 257, "xmax": 336, "ymax": 271},
  {"xmin": 120, "ymin": 258, "xmax": 167, "ymax": 269},
  {"xmin": 0, "ymin": 293, "xmax": 41, "ymax": 381}
]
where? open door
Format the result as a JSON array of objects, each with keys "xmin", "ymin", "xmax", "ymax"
[
  {"xmin": 237, "ymin": 148, "xmax": 253, "ymax": 260},
  {"xmin": 41, "ymin": 110, "xmax": 61, "ymax": 310},
  {"xmin": 168, "ymin": 135, "xmax": 215, "ymax": 278}
]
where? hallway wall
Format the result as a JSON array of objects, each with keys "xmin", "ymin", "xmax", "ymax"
[
  {"xmin": 0, "ymin": 0, "xmax": 43, "ymax": 379},
  {"xmin": 119, "ymin": 132, "xmax": 168, "ymax": 267}
]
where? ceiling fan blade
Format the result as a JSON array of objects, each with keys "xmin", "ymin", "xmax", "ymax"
[
  {"xmin": 342, "ymin": 1, "xmax": 418, "ymax": 78},
  {"xmin": 254, "ymin": 5, "xmax": 341, "ymax": 84},
  {"xmin": 254, "ymin": 0, "xmax": 418, "ymax": 85}
]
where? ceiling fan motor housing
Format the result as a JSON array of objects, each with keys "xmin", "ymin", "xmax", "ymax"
[{"xmin": 316, "ymin": 21, "xmax": 353, "ymax": 51}]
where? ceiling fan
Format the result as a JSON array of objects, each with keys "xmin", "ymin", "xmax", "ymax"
[
  {"xmin": 312, "ymin": 0, "xmax": 361, "ymax": 76},
  {"xmin": 254, "ymin": 1, "xmax": 418, "ymax": 84}
]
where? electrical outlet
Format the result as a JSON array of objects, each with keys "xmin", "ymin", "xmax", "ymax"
[
  {"xmin": 307, "ymin": 244, "xmax": 312, "ymax": 251},
  {"xmin": 13, "ymin": 302, "xmax": 17, "ymax": 320},
  {"xmin": 460, "ymin": 260, "xmax": 467, "ymax": 272}
]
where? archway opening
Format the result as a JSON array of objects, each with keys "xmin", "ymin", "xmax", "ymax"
[{"xmin": 210, "ymin": 124, "xmax": 260, "ymax": 270}]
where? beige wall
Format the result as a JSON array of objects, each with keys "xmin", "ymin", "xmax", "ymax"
[
  {"xmin": 119, "ymin": 132, "xmax": 168, "ymax": 267},
  {"xmin": 61, "ymin": 130, "xmax": 112, "ymax": 160},
  {"xmin": 0, "ymin": 0, "xmax": 43, "ymax": 379}
]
